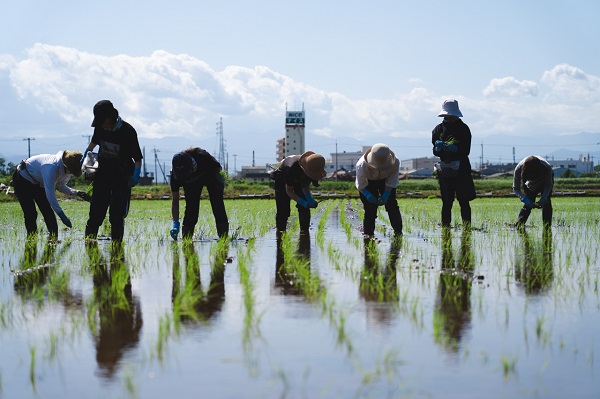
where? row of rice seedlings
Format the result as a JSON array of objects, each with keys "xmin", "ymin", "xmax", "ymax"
[
  {"xmin": 236, "ymin": 237, "xmax": 263, "ymax": 351},
  {"xmin": 338, "ymin": 199, "xmax": 363, "ymax": 249},
  {"xmin": 315, "ymin": 199, "xmax": 339, "ymax": 248}
]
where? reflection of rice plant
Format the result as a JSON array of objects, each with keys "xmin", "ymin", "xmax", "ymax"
[{"xmin": 501, "ymin": 355, "xmax": 518, "ymax": 378}]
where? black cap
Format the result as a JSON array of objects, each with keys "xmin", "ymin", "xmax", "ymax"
[
  {"xmin": 172, "ymin": 152, "xmax": 193, "ymax": 181},
  {"xmin": 91, "ymin": 100, "xmax": 117, "ymax": 127}
]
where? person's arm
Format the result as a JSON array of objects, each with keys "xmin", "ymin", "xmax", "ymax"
[
  {"xmin": 170, "ymin": 189, "xmax": 181, "ymax": 239},
  {"xmin": 285, "ymin": 184, "xmax": 300, "ymax": 202},
  {"xmin": 512, "ymin": 163, "xmax": 524, "ymax": 199},
  {"xmin": 540, "ymin": 166, "xmax": 554, "ymax": 199},
  {"xmin": 41, "ymin": 165, "xmax": 72, "ymax": 227}
]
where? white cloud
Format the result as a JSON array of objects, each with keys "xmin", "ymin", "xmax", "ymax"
[
  {"xmin": 541, "ymin": 63, "xmax": 600, "ymax": 102},
  {"xmin": 483, "ymin": 77, "xmax": 539, "ymax": 97}
]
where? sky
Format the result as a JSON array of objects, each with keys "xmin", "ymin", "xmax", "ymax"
[{"xmin": 1, "ymin": 0, "xmax": 600, "ymax": 174}]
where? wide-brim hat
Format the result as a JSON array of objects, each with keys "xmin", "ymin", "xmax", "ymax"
[
  {"xmin": 299, "ymin": 151, "xmax": 326, "ymax": 181},
  {"xmin": 365, "ymin": 143, "xmax": 396, "ymax": 170},
  {"xmin": 91, "ymin": 100, "xmax": 118, "ymax": 127},
  {"xmin": 438, "ymin": 99, "xmax": 463, "ymax": 117},
  {"xmin": 62, "ymin": 150, "xmax": 83, "ymax": 177}
]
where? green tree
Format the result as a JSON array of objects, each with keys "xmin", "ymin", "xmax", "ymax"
[{"xmin": 560, "ymin": 169, "xmax": 576, "ymax": 178}]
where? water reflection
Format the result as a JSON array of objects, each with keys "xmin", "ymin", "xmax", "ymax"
[
  {"xmin": 275, "ymin": 232, "xmax": 311, "ymax": 296},
  {"xmin": 14, "ymin": 237, "xmax": 57, "ymax": 293},
  {"xmin": 515, "ymin": 227, "xmax": 554, "ymax": 295},
  {"xmin": 171, "ymin": 240, "xmax": 227, "ymax": 327},
  {"xmin": 434, "ymin": 228, "xmax": 474, "ymax": 352},
  {"xmin": 359, "ymin": 237, "xmax": 402, "ymax": 326},
  {"xmin": 86, "ymin": 242, "xmax": 143, "ymax": 380}
]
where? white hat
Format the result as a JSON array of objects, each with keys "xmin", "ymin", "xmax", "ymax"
[
  {"xmin": 438, "ymin": 99, "xmax": 463, "ymax": 117},
  {"xmin": 365, "ymin": 143, "xmax": 396, "ymax": 170}
]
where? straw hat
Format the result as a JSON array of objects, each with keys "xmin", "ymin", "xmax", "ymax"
[
  {"xmin": 299, "ymin": 151, "xmax": 326, "ymax": 181},
  {"xmin": 365, "ymin": 143, "xmax": 396, "ymax": 170},
  {"xmin": 438, "ymin": 99, "xmax": 463, "ymax": 117},
  {"xmin": 62, "ymin": 150, "xmax": 83, "ymax": 177}
]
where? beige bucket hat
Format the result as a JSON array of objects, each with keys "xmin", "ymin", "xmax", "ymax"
[
  {"xmin": 62, "ymin": 150, "xmax": 83, "ymax": 177},
  {"xmin": 365, "ymin": 143, "xmax": 396, "ymax": 170},
  {"xmin": 299, "ymin": 151, "xmax": 326, "ymax": 181}
]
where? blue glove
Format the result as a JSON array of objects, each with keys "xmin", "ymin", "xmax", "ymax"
[
  {"xmin": 362, "ymin": 189, "xmax": 378, "ymax": 204},
  {"xmin": 170, "ymin": 221, "xmax": 180, "ymax": 240},
  {"xmin": 57, "ymin": 211, "xmax": 72, "ymax": 228},
  {"xmin": 305, "ymin": 193, "xmax": 318, "ymax": 207},
  {"xmin": 521, "ymin": 197, "xmax": 534, "ymax": 208},
  {"xmin": 445, "ymin": 143, "xmax": 458, "ymax": 152},
  {"xmin": 434, "ymin": 140, "xmax": 444, "ymax": 152},
  {"xmin": 81, "ymin": 148, "xmax": 89, "ymax": 165},
  {"xmin": 130, "ymin": 167, "xmax": 141, "ymax": 187},
  {"xmin": 297, "ymin": 198, "xmax": 310, "ymax": 208},
  {"xmin": 377, "ymin": 190, "xmax": 391, "ymax": 206}
]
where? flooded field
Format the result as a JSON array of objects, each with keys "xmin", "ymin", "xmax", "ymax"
[{"xmin": 0, "ymin": 197, "xmax": 599, "ymax": 398}]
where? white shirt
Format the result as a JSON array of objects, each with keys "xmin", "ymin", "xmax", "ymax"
[
  {"xmin": 355, "ymin": 155, "xmax": 400, "ymax": 191},
  {"xmin": 20, "ymin": 151, "xmax": 77, "ymax": 214}
]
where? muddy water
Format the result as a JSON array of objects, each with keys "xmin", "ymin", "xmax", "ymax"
[{"xmin": 0, "ymin": 199, "xmax": 599, "ymax": 398}]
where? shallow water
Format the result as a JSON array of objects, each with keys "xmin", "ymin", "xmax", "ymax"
[{"xmin": 0, "ymin": 198, "xmax": 598, "ymax": 398}]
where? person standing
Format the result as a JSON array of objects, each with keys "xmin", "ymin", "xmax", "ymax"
[
  {"xmin": 355, "ymin": 143, "xmax": 403, "ymax": 237},
  {"xmin": 432, "ymin": 99, "xmax": 476, "ymax": 228},
  {"xmin": 84, "ymin": 100, "xmax": 143, "ymax": 242},
  {"xmin": 272, "ymin": 151, "xmax": 326, "ymax": 233},
  {"xmin": 12, "ymin": 150, "xmax": 89, "ymax": 237},
  {"xmin": 513, "ymin": 155, "xmax": 554, "ymax": 228},
  {"xmin": 169, "ymin": 148, "xmax": 229, "ymax": 240}
]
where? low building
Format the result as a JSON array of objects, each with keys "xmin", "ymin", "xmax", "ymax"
[
  {"xmin": 400, "ymin": 156, "xmax": 438, "ymax": 172},
  {"xmin": 239, "ymin": 165, "xmax": 271, "ymax": 182}
]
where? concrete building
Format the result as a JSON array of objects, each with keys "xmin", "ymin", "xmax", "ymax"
[
  {"xmin": 325, "ymin": 147, "xmax": 368, "ymax": 173},
  {"xmin": 239, "ymin": 165, "xmax": 271, "ymax": 182},
  {"xmin": 547, "ymin": 157, "xmax": 594, "ymax": 174},
  {"xmin": 283, "ymin": 108, "xmax": 305, "ymax": 158},
  {"xmin": 400, "ymin": 156, "xmax": 439, "ymax": 172}
]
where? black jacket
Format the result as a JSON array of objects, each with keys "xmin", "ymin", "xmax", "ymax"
[{"xmin": 432, "ymin": 119, "xmax": 473, "ymax": 173}]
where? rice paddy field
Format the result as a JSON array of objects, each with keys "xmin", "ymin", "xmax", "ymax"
[{"xmin": 0, "ymin": 197, "xmax": 599, "ymax": 399}]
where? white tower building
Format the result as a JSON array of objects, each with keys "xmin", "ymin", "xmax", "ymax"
[{"xmin": 284, "ymin": 105, "xmax": 305, "ymax": 157}]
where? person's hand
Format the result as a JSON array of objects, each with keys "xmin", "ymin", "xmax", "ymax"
[
  {"xmin": 377, "ymin": 190, "xmax": 391, "ymax": 206},
  {"xmin": 76, "ymin": 190, "xmax": 92, "ymax": 202},
  {"xmin": 57, "ymin": 211, "xmax": 72, "ymax": 228},
  {"xmin": 81, "ymin": 148, "xmax": 89, "ymax": 165},
  {"xmin": 297, "ymin": 198, "xmax": 310, "ymax": 208},
  {"xmin": 535, "ymin": 197, "xmax": 548, "ymax": 208},
  {"xmin": 129, "ymin": 167, "xmax": 141, "ymax": 187},
  {"xmin": 305, "ymin": 193, "xmax": 318, "ymax": 208},
  {"xmin": 444, "ymin": 143, "xmax": 458, "ymax": 152},
  {"xmin": 170, "ymin": 221, "xmax": 180, "ymax": 240},
  {"xmin": 434, "ymin": 140, "xmax": 444, "ymax": 152},
  {"xmin": 521, "ymin": 197, "xmax": 534, "ymax": 208},
  {"xmin": 362, "ymin": 189, "xmax": 378, "ymax": 204}
]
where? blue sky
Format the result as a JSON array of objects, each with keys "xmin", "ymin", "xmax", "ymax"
[{"xmin": 1, "ymin": 0, "xmax": 599, "ymax": 171}]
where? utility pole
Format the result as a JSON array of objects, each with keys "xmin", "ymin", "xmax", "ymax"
[
  {"xmin": 216, "ymin": 117, "xmax": 226, "ymax": 167},
  {"xmin": 480, "ymin": 143, "xmax": 484, "ymax": 175},
  {"xmin": 23, "ymin": 137, "xmax": 35, "ymax": 158},
  {"xmin": 233, "ymin": 154, "xmax": 237, "ymax": 179},
  {"xmin": 152, "ymin": 147, "xmax": 160, "ymax": 185},
  {"xmin": 82, "ymin": 134, "xmax": 92, "ymax": 144},
  {"xmin": 335, "ymin": 140, "xmax": 338, "ymax": 181}
]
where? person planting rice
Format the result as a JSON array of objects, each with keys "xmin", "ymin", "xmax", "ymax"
[
  {"xmin": 83, "ymin": 100, "xmax": 143, "ymax": 242},
  {"xmin": 432, "ymin": 99, "xmax": 476, "ymax": 228},
  {"xmin": 271, "ymin": 151, "xmax": 326, "ymax": 233},
  {"xmin": 169, "ymin": 148, "xmax": 229, "ymax": 240},
  {"xmin": 355, "ymin": 143, "xmax": 403, "ymax": 238},
  {"xmin": 12, "ymin": 150, "xmax": 90, "ymax": 237},
  {"xmin": 513, "ymin": 155, "xmax": 554, "ymax": 228}
]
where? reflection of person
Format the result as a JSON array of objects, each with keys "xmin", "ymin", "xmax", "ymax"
[
  {"xmin": 171, "ymin": 241, "xmax": 227, "ymax": 324},
  {"xmin": 272, "ymin": 151, "xmax": 326, "ymax": 233},
  {"xmin": 355, "ymin": 143, "xmax": 403, "ymax": 238},
  {"xmin": 513, "ymin": 156, "xmax": 554, "ymax": 228},
  {"xmin": 360, "ymin": 237, "xmax": 401, "ymax": 306},
  {"xmin": 435, "ymin": 228, "xmax": 474, "ymax": 351},
  {"xmin": 432, "ymin": 99, "xmax": 476, "ymax": 227},
  {"xmin": 275, "ymin": 233, "xmax": 311, "ymax": 296},
  {"xmin": 515, "ymin": 228, "xmax": 553, "ymax": 294},
  {"xmin": 12, "ymin": 150, "xmax": 88, "ymax": 237},
  {"xmin": 14, "ymin": 238, "xmax": 57, "ymax": 291},
  {"xmin": 169, "ymin": 148, "xmax": 229, "ymax": 240},
  {"xmin": 87, "ymin": 242, "xmax": 142, "ymax": 379},
  {"xmin": 84, "ymin": 100, "xmax": 143, "ymax": 242}
]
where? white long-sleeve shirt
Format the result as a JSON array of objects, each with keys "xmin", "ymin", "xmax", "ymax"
[
  {"xmin": 19, "ymin": 151, "xmax": 77, "ymax": 214},
  {"xmin": 355, "ymin": 155, "xmax": 400, "ymax": 191},
  {"xmin": 512, "ymin": 155, "xmax": 554, "ymax": 199}
]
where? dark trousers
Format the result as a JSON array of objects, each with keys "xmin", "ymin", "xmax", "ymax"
[
  {"xmin": 439, "ymin": 175, "xmax": 473, "ymax": 227},
  {"xmin": 85, "ymin": 174, "xmax": 130, "ymax": 241},
  {"xmin": 359, "ymin": 180, "xmax": 403, "ymax": 236},
  {"xmin": 181, "ymin": 178, "xmax": 229, "ymax": 238},
  {"xmin": 13, "ymin": 170, "xmax": 58, "ymax": 236},
  {"xmin": 274, "ymin": 181, "xmax": 311, "ymax": 232},
  {"xmin": 517, "ymin": 186, "xmax": 552, "ymax": 225}
]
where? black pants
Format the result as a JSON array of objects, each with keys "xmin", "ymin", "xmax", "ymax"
[
  {"xmin": 85, "ymin": 173, "xmax": 130, "ymax": 241},
  {"xmin": 274, "ymin": 180, "xmax": 311, "ymax": 232},
  {"xmin": 359, "ymin": 180, "xmax": 402, "ymax": 236},
  {"xmin": 181, "ymin": 178, "xmax": 229, "ymax": 238},
  {"xmin": 438, "ymin": 173, "xmax": 474, "ymax": 227},
  {"xmin": 13, "ymin": 169, "xmax": 58, "ymax": 236},
  {"xmin": 517, "ymin": 186, "xmax": 552, "ymax": 225}
]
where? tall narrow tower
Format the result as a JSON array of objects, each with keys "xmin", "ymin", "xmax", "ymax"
[
  {"xmin": 284, "ymin": 104, "xmax": 305, "ymax": 157},
  {"xmin": 216, "ymin": 117, "xmax": 227, "ymax": 168}
]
